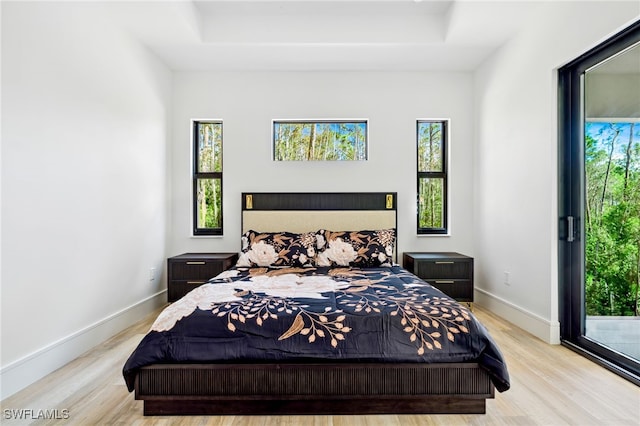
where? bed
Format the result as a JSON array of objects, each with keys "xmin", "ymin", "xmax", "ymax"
[{"xmin": 123, "ymin": 192, "xmax": 509, "ymax": 415}]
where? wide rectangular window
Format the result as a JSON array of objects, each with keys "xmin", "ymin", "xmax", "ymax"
[
  {"xmin": 193, "ymin": 120, "xmax": 223, "ymax": 235},
  {"xmin": 417, "ymin": 120, "xmax": 448, "ymax": 234},
  {"xmin": 273, "ymin": 120, "xmax": 368, "ymax": 161}
]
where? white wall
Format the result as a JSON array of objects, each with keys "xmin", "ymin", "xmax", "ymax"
[
  {"xmin": 473, "ymin": 1, "xmax": 639, "ymax": 343},
  {"xmin": 170, "ymin": 71, "xmax": 475, "ymax": 258},
  {"xmin": 1, "ymin": 2, "xmax": 172, "ymax": 399}
]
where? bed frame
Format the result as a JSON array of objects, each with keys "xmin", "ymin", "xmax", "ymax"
[{"xmin": 134, "ymin": 192, "xmax": 496, "ymax": 415}]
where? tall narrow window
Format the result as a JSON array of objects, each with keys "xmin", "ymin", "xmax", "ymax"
[
  {"xmin": 193, "ymin": 120, "xmax": 223, "ymax": 235},
  {"xmin": 417, "ymin": 120, "xmax": 448, "ymax": 234}
]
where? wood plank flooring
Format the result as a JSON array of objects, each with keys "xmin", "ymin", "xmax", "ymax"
[{"xmin": 2, "ymin": 306, "xmax": 639, "ymax": 425}]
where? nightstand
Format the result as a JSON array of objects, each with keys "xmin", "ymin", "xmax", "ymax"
[
  {"xmin": 403, "ymin": 252, "xmax": 474, "ymax": 304},
  {"xmin": 167, "ymin": 253, "xmax": 238, "ymax": 302}
]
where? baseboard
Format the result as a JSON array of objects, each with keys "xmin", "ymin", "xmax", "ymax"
[
  {"xmin": 475, "ymin": 288, "xmax": 560, "ymax": 345},
  {"xmin": 0, "ymin": 290, "xmax": 166, "ymax": 401}
]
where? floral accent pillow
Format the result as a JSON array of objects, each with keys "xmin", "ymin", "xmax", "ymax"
[
  {"xmin": 237, "ymin": 231, "xmax": 317, "ymax": 268},
  {"xmin": 315, "ymin": 229, "xmax": 395, "ymax": 267}
]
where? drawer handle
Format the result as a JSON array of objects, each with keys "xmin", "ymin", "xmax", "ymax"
[
  {"xmin": 186, "ymin": 261, "xmax": 206, "ymax": 265},
  {"xmin": 435, "ymin": 261, "xmax": 454, "ymax": 264},
  {"xmin": 435, "ymin": 280, "xmax": 455, "ymax": 284},
  {"xmin": 187, "ymin": 281, "xmax": 206, "ymax": 284}
]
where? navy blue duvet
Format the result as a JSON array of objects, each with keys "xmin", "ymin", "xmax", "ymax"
[{"xmin": 123, "ymin": 266, "xmax": 510, "ymax": 392}]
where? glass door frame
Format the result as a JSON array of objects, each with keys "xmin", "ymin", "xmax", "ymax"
[{"xmin": 558, "ymin": 19, "xmax": 640, "ymax": 385}]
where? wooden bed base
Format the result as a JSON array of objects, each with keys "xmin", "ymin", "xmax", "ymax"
[{"xmin": 135, "ymin": 362, "xmax": 495, "ymax": 415}]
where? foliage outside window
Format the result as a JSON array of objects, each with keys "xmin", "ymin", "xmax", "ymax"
[
  {"xmin": 417, "ymin": 120, "xmax": 448, "ymax": 234},
  {"xmin": 193, "ymin": 121, "xmax": 223, "ymax": 235},
  {"xmin": 585, "ymin": 122, "xmax": 639, "ymax": 316},
  {"xmin": 273, "ymin": 120, "xmax": 367, "ymax": 161}
]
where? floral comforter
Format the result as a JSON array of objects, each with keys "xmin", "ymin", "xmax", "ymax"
[{"xmin": 123, "ymin": 266, "xmax": 510, "ymax": 392}]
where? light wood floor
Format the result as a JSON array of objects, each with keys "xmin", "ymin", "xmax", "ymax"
[{"xmin": 2, "ymin": 306, "xmax": 639, "ymax": 425}]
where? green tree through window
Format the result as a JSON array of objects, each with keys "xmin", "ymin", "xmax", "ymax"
[
  {"xmin": 193, "ymin": 121, "xmax": 223, "ymax": 235},
  {"xmin": 273, "ymin": 120, "xmax": 367, "ymax": 161},
  {"xmin": 585, "ymin": 122, "xmax": 639, "ymax": 316},
  {"xmin": 417, "ymin": 120, "xmax": 448, "ymax": 234}
]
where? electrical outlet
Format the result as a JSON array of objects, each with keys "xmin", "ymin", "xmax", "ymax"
[
  {"xmin": 504, "ymin": 271, "xmax": 510, "ymax": 286},
  {"xmin": 149, "ymin": 267, "xmax": 156, "ymax": 282}
]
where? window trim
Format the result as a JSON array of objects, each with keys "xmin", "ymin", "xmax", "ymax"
[
  {"xmin": 416, "ymin": 119, "xmax": 449, "ymax": 235},
  {"xmin": 192, "ymin": 119, "xmax": 223, "ymax": 236}
]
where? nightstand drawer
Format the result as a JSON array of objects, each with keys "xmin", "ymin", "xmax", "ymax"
[
  {"xmin": 416, "ymin": 261, "xmax": 472, "ymax": 280},
  {"xmin": 168, "ymin": 280, "xmax": 209, "ymax": 302},
  {"xmin": 429, "ymin": 279, "xmax": 473, "ymax": 301},
  {"xmin": 170, "ymin": 261, "xmax": 223, "ymax": 281}
]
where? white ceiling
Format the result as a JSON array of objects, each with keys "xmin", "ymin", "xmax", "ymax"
[{"xmin": 106, "ymin": 0, "xmax": 544, "ymax": 71}]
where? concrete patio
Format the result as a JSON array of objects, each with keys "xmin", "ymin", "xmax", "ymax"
[{"xmin": 586, "ymin": 316, "xmax": 640, "ymax": 360}]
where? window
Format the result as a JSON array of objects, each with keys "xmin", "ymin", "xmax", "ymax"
[
  {"xmin": 273, "ymin": 120, "xmax": 368, "ymax": 161},
  {"xmin": 193, "ymin": 120, "xmax": 223, "ymax": 235},
  {"xmin": 417, "ymin": 120, "xmax": 448, "ymax": 234}
]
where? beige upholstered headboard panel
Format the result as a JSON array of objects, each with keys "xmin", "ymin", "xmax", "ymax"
[
  {"xmin": 241, "ymin": 192, "xmax": 398, "ymax": 261},
  {"xmin": 242, "ymin": 210, "xmax": 396, "ymax": 234}
]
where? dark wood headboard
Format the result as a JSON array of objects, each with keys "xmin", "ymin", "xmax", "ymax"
[{"xmin": 242, "ymin": 192, "xmax": 396, "ymax": 211}]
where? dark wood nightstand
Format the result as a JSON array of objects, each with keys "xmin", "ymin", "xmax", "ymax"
[
  {"xmin": 403, "ymin": 252, "xmax": 474, "ymax": 304},
  {"xmin": 167, "ymin": 253, "xmax": 238, "ymax": 302}
]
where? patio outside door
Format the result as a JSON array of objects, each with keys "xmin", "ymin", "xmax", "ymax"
[{"xmin": 559, "ymin": 21, "xmax": 640, "ymax": 384}]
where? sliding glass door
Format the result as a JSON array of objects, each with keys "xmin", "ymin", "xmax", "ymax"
[{"xmin": 559, "ymin": 21, "xmax": 640, "ymax": 384}]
